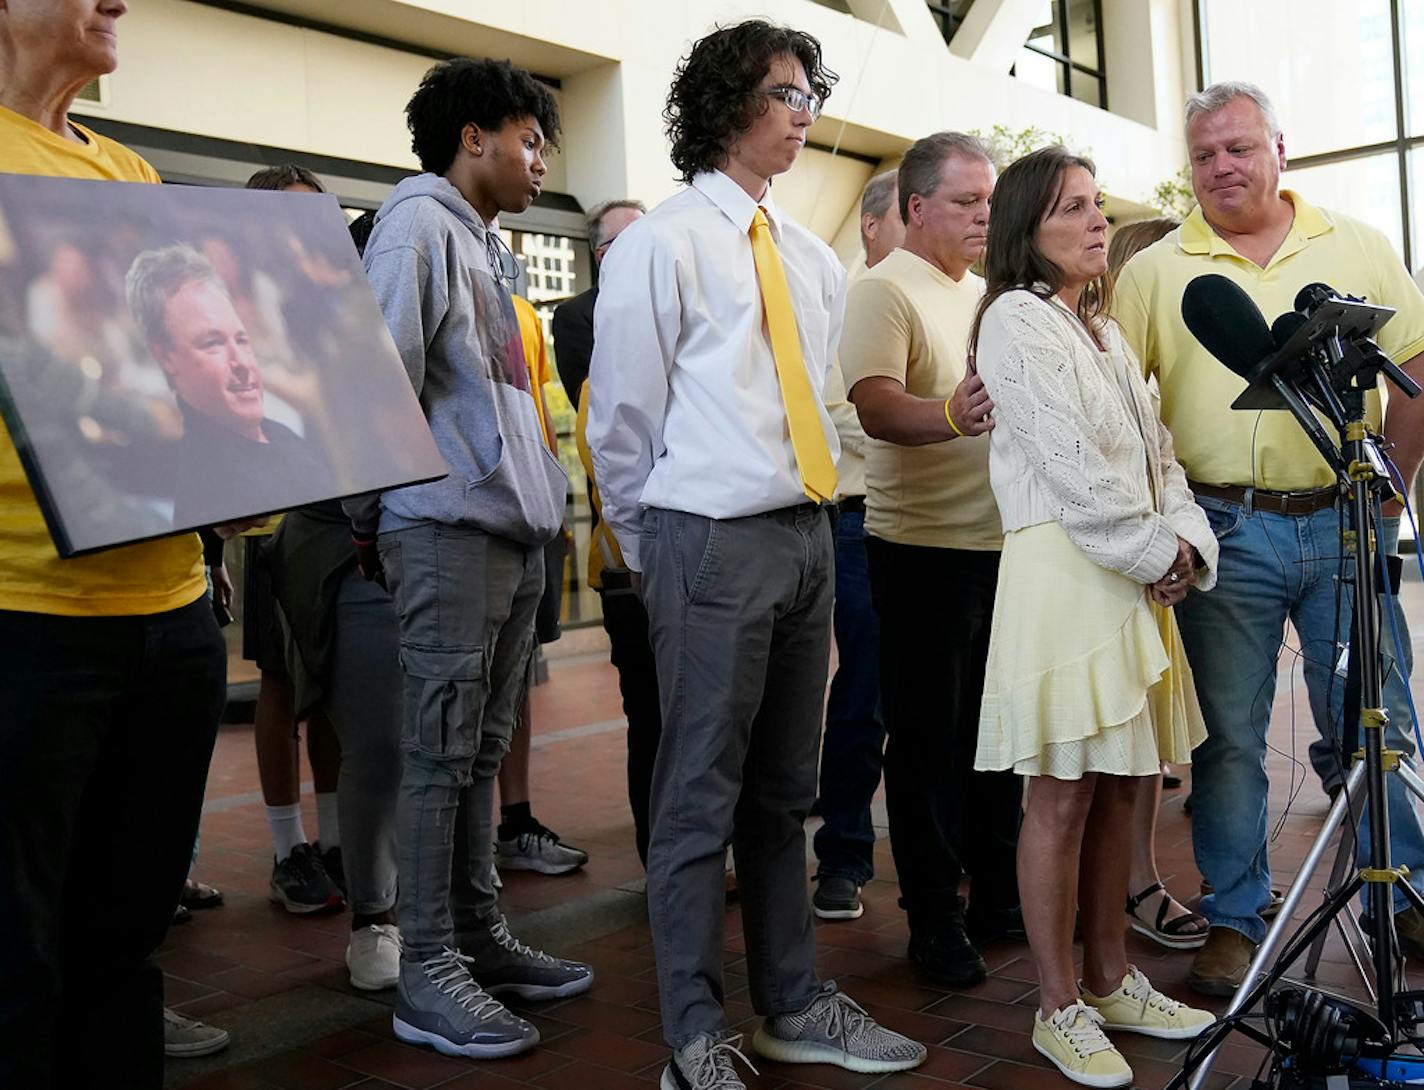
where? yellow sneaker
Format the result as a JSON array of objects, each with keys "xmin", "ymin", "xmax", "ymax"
[
  {"xmin": 1082, "ymin": 965, "xmax": 1214, "ymax": 1040},
  {"xmin": 1031, "ymin": 1002, "xmax": 1133, "ymax": 1088}
]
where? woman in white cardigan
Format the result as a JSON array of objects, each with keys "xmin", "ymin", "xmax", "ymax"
[{"xmin": 970, "ymin": 147, "xmax": 1217, "ymax": 1089}]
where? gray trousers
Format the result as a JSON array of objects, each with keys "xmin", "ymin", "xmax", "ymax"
[
  {"xmin": 324, "ymin": 569, "xmax": 402, "ymax": 917},
  {"xmin": 641, "ymin": 504, "xmax": 833, "ymax": 1047},
  {"xmin": 379, "ymin": 524, "xmax": 543, "ymax": 960}
]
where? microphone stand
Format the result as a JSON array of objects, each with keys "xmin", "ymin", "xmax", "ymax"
[{"xmin": 1170, "ymin": 319, "xmax": 1424, "ymax": 1090}]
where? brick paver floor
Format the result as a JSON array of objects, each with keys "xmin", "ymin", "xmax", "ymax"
[{"xmin": 163, "ymin": 588, "xmax": 1424, "ymax": 1090}]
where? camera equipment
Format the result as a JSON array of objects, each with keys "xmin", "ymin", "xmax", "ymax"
[{"xmin": 1172, "ymin": 277, "xmax": 1424, "ymax": 1090}]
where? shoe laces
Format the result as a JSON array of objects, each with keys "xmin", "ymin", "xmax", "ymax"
[
  {"xmin": 1051, "ymin": 1002, "xmax": 1114, "ymax": 1058},
  {"xmin": 423, "ymin": 947, "xmax": 506, "ymax": 1021},
  {"xmin": 1120, "ymin": 965, "xmax": 1184, "ymax": 1017},
  {"xmin": 805, "ymin": 986, "xmax": 870, "ymax": 1044},
  {"xmin": 685, "ymin": 1034, "xmax": 758, "ymax": 1089},
  {"xmin": 489, "ymin": 915, "xmax": 557, "ymax": 965}
]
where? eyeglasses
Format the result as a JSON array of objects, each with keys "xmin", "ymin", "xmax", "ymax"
[{"xmin": 761, "ymin": 85, "xmax": 822, "ymax": 121}]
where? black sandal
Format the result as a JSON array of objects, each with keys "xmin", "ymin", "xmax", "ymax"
[{"xmin": 1127, "ymin": 881, "xmax": 1209, "ymax": 950}]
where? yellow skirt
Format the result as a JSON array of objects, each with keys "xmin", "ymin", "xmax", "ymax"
[{"xmin": 974, "ymin": 521, "xmax": 1206, "ymax": 779}]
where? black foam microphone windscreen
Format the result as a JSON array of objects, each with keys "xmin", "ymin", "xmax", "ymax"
[
  {"xmin": 1271, "ymin": 310, "xmax": 1309, "ymax": 349},
  {"xmin": 1181, "ymin": 274, "xmax": 1276, "ymax": 379}
]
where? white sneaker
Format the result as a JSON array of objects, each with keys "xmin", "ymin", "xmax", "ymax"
[{"xmin": 347, "ymin": 923, "xmax": 401, "ymax": 991}]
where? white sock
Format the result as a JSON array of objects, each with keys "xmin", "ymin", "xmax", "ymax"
[
  {"xmin": 316, "ymin": 792, "xmax": 340, "ymax": 849},
  {"xmin": 266, "ymin": 803, "xmax": 306, "ymax": 862}
]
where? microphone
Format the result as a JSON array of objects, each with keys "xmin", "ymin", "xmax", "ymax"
[
  {"xmin": 1181, "ymin": 274, "xmax": 1276, "ymax": 379},
  {"xmin": 1294, "ymin": 282, "xmax": 1337, "ymax": 315},
  {"xmin": 1271, "ymin": 310, "xmax": 1309, "ymax": 349}
]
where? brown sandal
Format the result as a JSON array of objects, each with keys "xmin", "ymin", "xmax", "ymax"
[{"xmin": 1127, "ymin": 881, "xmax": 1208, "ymax": 950}]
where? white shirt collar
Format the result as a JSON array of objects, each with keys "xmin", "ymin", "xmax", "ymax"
[{"xmin": 691, "ymin": 170, "xmax": 785, "ymax": 240}]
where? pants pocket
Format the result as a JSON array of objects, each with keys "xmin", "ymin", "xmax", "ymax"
[{"xmin": 399, "ymin": 643, "xmax": 486, "ymax": 760}]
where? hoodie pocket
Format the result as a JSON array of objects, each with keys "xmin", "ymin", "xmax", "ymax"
[{"xmin": 464, "ymin": 433, "xmax": 567, "ymax": 545}]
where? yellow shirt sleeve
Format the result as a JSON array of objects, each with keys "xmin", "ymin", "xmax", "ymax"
[
  {"xmin": 1357, "ymin": 222, "xmax": 1424, "ymax": 365},
  {"xmin": 839, "ymin": 275, "xmax": 915, "ymax": 393}
]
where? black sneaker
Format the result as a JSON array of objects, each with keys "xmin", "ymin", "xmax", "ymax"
[
  {"xmin": 965, "ymin": 903, "xmax": 1026, "ymax": 944},
  {"xmin": 813, "ymin": 875, "xmax": 865, "ymax": 921},
  {"xmin": 315, "ymin": 842, "xmax": 346, "ymax": 896},
  {"xmin": 908, "ymin": 924, "xmax": 987, "ymax": 987},
  {"xmin": 269, "ymin": 842, "xmax": 344, "ymax": 914}
]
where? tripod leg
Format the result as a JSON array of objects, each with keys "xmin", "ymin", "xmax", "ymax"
[
  {"xmin": 1185, "ymin": 770, "xmax": 1364, "ymax": 1090},
  {"xmin": 1305, "ymin": 762, "xmax": 1367, "ymax": 978},
  {"xmin": 1396, "ymin": 761, "xmax": 1424, "ymax": 807}
]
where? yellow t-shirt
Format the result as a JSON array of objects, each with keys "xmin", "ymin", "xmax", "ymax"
[
  {"xmin": 1114, "ymin": 191, "xmax": 1424, "ymax": 490},
  {"xmin": 0, "ymin": 105, "xmax": 205, "ymax": 615},
  {"xmin": 513, "ymin": 295, "xmax": 555, "ymax": 452},
  {"xmin": 840, "ymin": 248, "xmax": 1002, "ymax": 550}
]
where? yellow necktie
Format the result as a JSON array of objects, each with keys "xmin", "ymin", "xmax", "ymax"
[{"xmin": 749, "ymin": 206, "xmax": 838, "ymax": 503}]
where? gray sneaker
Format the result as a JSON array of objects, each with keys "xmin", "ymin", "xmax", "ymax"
[
  {"xmin": 461, "ymin": 914, "xmax": 593, "ymax": 1001},
  {"xmin": 163, "ymin": 1008, "xmax": 230, "ymax": 1058},
  {"xmin": 392, "ymin": 947, "xmax": 539, "ymax": 1059},
  {"xmin": 752, "ymin": 982, "xmax": 926, "ymax": 1074},
  {"xmin": 660, "ymin": 1032, "xmax": 756, "ymax": 1090},
  {"xmin": 495, "ymin": 823, "xmax": 589, "ymax": 875}
]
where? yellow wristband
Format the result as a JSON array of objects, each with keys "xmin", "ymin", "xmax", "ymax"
[{"xmin": 944, "ymin": 398, "xmax": 965, "ymax": 438}]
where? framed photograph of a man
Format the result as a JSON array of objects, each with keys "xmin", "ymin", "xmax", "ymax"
[{"xmin": 0, "ymin": 174, "xmax": 447, "ymax": 557}]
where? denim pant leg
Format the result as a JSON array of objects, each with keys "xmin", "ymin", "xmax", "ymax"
[
  {"xmin": 1295, "ymin": 510, "xmax": 1424, "ymax": 913},
  {"xmin": 813, "ymin": 508, "xmax": 884, "ymax": 885},
  {"xmin": 325, "ymin": 570, "xmax": 403, "ymax": 917},
  {"xmin": 383, "ymin": 525, "xmax": 541, "ymax": 961},
  {"xmin": 1177, "ymin": 499, "xmax": 1294, "ymax": 944},
  {"xmin": 642, "ymin": 507, "xmax": 829, "ymax": 1048}
]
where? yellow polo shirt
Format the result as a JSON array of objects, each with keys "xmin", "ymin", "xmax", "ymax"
[
  {"xmin": 840, "ymin": 248, "xmax": 1001, "ymax": 550},
  {"xmin": 0, "ymin": 105, "xmax": 205, "ymax": 615},
  {"xmin": 1114, "ymin": 191, "xmax": 1424, "ymax": 490}
]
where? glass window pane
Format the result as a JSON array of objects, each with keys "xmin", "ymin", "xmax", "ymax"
[
  {"xmin": 1015, "ymin": 47, "xmax": 1062, "ymax": 94},
  {"xmin": 1201, "ymin": 0, "xmax": 1395, "ymax": 158},
  {"xmin": 1026, "ymin": 0, "xmax": 1061, "ymax": 56},
  {"xmin": 1066, "ymin": 0, "xmax": 1100, "ymax": 71},
  {"xmin": 1406, "ymin": 147, "xmax": 1424, "ymax": 273},
  {"xmin": 1071, "ymin": 71, "xmax": 1102, "ymax": 109},
  {"xmin": 1401, "ymin": 0, "xmax": 1424, "ymax": 135},
  {"xmin": 1286, "ymin": 153, "xmax": 1403, "ymax": 259}
]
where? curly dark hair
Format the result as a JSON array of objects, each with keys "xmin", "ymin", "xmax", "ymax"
[
  {"xmin": 406, "ymin": 57, "xmax": 561, "ymax": 175},
  {"xmin": 665, "ymin": 20, "xmax": 837, "ymax": 185},
  {"xmin": 246, "ymin": 164, "xmax": 324, "ymax": 192}
]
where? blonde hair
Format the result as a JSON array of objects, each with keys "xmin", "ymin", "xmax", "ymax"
[{"xmin": 1107, "ymin": 217, "xmax": 1178, "ymax": 282}]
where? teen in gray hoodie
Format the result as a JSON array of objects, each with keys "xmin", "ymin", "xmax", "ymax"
[{"xmin": 350, "ymin": 57, "xmax": 591, "ymax": 1062}]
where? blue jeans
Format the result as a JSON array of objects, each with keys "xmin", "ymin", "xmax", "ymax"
[
  {"xmin": 1180, "ymin": 496, "xmax": 1424, "ymax": 943},
  {"xmin": 813, "ymin": 508, "xmax": 885, "ymax": 885}
]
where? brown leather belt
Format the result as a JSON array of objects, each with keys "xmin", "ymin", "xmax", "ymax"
[{"xmin": 1188, "ymin": 480, "xmax": 1338, "ymax": 516}]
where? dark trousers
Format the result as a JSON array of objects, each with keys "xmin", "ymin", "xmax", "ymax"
[
  {"xmin": 642, "ymin": 504, "xmax": 832, "ymax": 1047},
  {"xmin": 813, "ymin": 507, "xmax": 884, "ymax": 884},
  {"xmin": 599, "ymin": 579, "xmax": 662, "ymax": 867},
  {"xmin": 0, "ymin": 597, "xmax": 226, "ymax": 1088},
  {"xmin": 865, "ymin": 536, "xmax": 1021, "ymax": 934}
]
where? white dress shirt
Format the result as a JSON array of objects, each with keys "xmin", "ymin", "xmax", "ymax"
[{"xmin": 586, "ymin": 170, "xmax": 846, "ymax": 570}]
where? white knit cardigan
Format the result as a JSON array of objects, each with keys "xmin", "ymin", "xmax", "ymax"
[{"xmin": 975, "ymin": 289, "xmax": 1218, "ymax": 590}]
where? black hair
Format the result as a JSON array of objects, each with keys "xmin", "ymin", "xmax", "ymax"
[
  {"xmin": 246, "ymin": 164, "xmax": 324, "ymax": 192},
  {"xmin": 348, "ymin": 210, "xmax": 377, "ymax": 257},
  {"xmin": 665, "ymin": 20, "xmax": 837, "ymax": 185},
  {"xmin": 406, "ymin": 57, "xmax": 561, "ymax": 175}
]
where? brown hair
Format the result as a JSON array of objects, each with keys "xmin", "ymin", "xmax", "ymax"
[
  {"xmin": 969, "ymin": 145, "xmax": 1111, "ymax": 356},
  {"xmin": 245, "ymin": 164, "xmax": 325, "ymax": 192},
  {"xmin": 1107, "ymin": 216, "xmax": 1177, "ymax": 281}
]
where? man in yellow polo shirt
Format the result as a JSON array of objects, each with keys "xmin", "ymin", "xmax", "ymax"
[
  {"xmin": 843, "ymin": 132, "xmax": 1021, "ymax": 988},
  {"xmin": 0, "ymin": 4, "xmax": 226, "ymax": 1085},
  {"xmin": 1116, "ymin": 81, "xmax": 1424, "ymax": 997}
]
